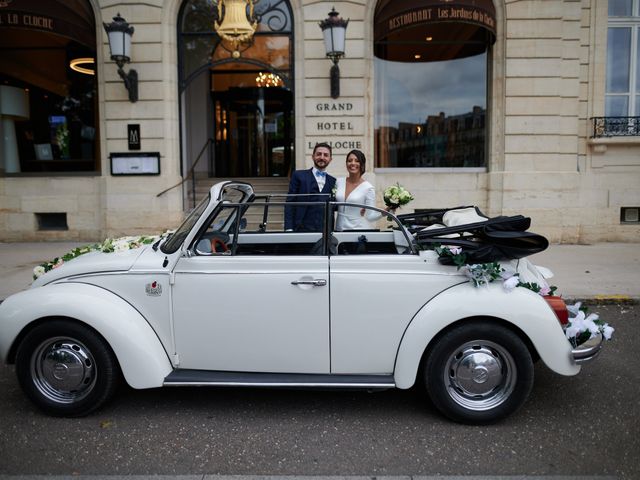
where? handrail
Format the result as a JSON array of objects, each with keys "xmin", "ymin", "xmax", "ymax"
[{"xmin": 156, "ymin": 138, "xmax": 214, "ymax": 206}]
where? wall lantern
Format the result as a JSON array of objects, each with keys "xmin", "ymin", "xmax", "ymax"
[
  {"xmin": 319, "ymin": 7, "xmax": 349, "ymax": 99},
  {"xmin": 103, "ymin": 13, "xmax": 138, "ymax": 103},
  {"xmin": 214, "ymin": 0, "xmax": 258, "ymax": 58}
]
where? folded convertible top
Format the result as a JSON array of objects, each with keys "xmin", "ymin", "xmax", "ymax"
[{"xmin": 398, "ymin": 206, "xmax": 549, "ymax": 264}]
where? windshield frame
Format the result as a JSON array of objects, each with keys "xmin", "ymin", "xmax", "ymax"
[{"xmin": 161, "ymin": 194, "xmax": 211, "ymax": 254}]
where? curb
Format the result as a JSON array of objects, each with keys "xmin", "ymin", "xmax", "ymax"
[{"xmin": 565, "ymin": 295, "xmax": 638, "ymax": 306}]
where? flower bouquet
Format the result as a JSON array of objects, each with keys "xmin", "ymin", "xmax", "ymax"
[{"xmin": 383, "ymin": 183, "xmax": 414, "ymax": 209}]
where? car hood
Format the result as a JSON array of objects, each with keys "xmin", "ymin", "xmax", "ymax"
[{"xmin": 32, "ymin": 247, "xmax": 147, "ymax": 288}]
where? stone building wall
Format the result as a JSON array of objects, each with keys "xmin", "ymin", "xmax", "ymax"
[{"xmin": 1, "ymin": 0, "xmax": 639, "ymax": 243}]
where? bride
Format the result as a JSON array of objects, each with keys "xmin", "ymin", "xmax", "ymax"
[{"xmin": 334, "ymin": 149, "xmax": 393, "ymax": 230}]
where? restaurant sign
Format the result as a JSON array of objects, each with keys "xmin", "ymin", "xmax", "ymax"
[
  {"xmin": 0, "ymin": 10, "xmax": 54, "ymax": 30},
  {"xmin": 0, "ymin": 1, "xmax": 94, "ymax": 48}
]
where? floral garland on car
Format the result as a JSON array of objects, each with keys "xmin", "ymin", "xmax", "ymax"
[
  {"xmin": 434, "ymin": 245, "xmax": 614, "ymax": 346},
  {"xmin": 33, "ymin": 233, "xmax": 171, "ymax": 280}
]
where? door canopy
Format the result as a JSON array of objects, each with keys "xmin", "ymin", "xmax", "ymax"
[{"xmin": 374, "ymin": 0, "xmax": 496, "ymax": 62}]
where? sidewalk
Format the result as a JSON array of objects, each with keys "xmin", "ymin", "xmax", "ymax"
[{"xmin": 1, "ymin": 241, "xmax": 638, "ymax": 302}]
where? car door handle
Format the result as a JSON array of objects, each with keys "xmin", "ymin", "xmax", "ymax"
[{"xmin": 291, "ymin": 279, "xmax": 327, "ymax": 287}]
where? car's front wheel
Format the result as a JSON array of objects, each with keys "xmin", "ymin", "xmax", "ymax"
[
  {"xmin": 424, "ymin": 321, "xmax": 534, "ymax": 424},
  {"xmin": 15, "ymin": 319, "xmax": 121, "ymax": 417}
]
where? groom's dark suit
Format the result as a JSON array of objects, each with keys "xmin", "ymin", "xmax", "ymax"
[{"xmin": 285, "ymin": 168, "xmax": 336, "ymax": 231}]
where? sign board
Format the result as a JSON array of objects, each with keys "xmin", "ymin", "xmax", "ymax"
[
  {"xmin": 110, "ymin": 152, "xmax": 160, "ymax": 176},
  {"xmin": 128, "ymin": 124, "xmax": 141, "ymax": 150}
]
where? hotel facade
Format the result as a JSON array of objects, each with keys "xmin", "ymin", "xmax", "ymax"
[{"xmin": 1, "ymin": 0, "xmax": 639, "ymax": 243}]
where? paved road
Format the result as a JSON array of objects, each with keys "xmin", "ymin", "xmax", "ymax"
[{"xmin": 0, "ymin": 305, "xmax": 637, "ymax": 479}]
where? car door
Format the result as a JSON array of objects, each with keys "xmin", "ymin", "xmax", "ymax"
[
  {"xmin": 171, "ymin": 201, "xmax": 330, "ymax": 374},
  {"xmin": 329, "ymin": 207, "xmax": 465, "ymax": 375}
]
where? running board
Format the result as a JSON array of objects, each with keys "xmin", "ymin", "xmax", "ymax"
[{"xmin": 163, "ymin": 370, "xmax": 395, "ymax": 389}]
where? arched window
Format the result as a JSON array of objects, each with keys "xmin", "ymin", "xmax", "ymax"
[
  {"xmin": 0, "ymin": 0, "xmax": 98, "ymax": 174},
  {"xmin": 178, "ymin": 0, "xmax": 294, "ymax": 181},
  {"xmin": 373, "ymin": 0, "xmax": 495, "ymax": 169}
]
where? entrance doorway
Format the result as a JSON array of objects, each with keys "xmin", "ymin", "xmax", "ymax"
[
  {"xmin": 211, "ymin": 81, "xmax": 293, "ymax": 178},
  {"xmin": 178, "ymin": 0, "xmax": 294, "ymax": 204}
]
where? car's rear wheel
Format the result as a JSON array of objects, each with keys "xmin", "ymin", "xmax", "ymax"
[
  {"xmin": 15, "ymin": 320, "xmax": 120, "ymax": 417},
  {"xmin": 424, "ymin": 321, "xmax": 534, "ymax": 424}
]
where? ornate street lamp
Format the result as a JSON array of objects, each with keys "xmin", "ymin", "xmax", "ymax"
[
  {"xmin": 319, "ymin": 7, "xmax": 349, "ymax": 99},
  {"xmin": 103, "ymin": 13, "xmax": 138, "ymax": 102}
]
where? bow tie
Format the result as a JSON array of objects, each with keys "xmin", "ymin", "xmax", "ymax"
[{"xmin": 315, "ymin": 171, "xmax": 326, "ymax": 178}]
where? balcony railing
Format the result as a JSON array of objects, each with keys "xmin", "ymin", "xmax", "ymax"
[{"xmin": 592, "ymin": 116, "xmax": 640, "ymax": 138}]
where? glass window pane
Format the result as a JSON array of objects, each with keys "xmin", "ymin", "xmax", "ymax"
[
  {"xmin": 181, "ymin": 37, "xmax": 216, "ymax": 81},
  {"xmin": 255, "ymin": 0, "xmax": 292, "ymax": 33},
  {"xmin": 605, "ymin": 95, "xmax": 629, "ymax": 116},
  {"xmin": 181, "ymin": 0, "xmax": 216, "ymax": 33},
  {"xmin": 636, "ymin": 97, "xmax": 640, "ymax": 116},
  {"xmin": 637, "ymin": 30, "xmax": 640, "ymax": 94},
  {"xmin": 375, "ymin": 53, "xmax": 486, "ymax": 168},
  {"xmin": 212, "ymin": 35, "xmax": 290, "ymax": 70},
  {"xmin": 606, "ymin": 28, "xmax": 631, "ymax": 93},
  {"xmin": 609, "ymin": 0, "xmax": 633, "ymax": 16}
]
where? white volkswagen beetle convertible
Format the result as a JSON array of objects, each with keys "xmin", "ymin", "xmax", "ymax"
[{"xmin": 0, "ymin": 181, "xmax": 604, "ymax": 423}]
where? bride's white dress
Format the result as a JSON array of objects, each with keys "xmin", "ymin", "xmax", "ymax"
[{"xmin": 334, "ymin": 177, "xmax": 383, "ymax": 230}]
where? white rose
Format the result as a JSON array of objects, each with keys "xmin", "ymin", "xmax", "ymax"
[
  {"xmin": 33, "ymin": 266, "xmax": 46, "ymax": 278},
  {"xmin": 502, "ymin": 275, "xmax": 519, "ymax": 292}
]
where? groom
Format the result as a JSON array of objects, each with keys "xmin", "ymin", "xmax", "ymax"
[{"xmin": 285, "ymin": 142, "xmax": 336, "ymax": 232}]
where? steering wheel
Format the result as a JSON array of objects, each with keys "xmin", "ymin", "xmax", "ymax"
[{"xmin": 210, "ymin": 237, "xmax": 230, "ymax": 253}]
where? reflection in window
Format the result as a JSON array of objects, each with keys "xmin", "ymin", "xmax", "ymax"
[
  {"xmin": 373, "ymin": 0, "xmax": 492, "ymax": 169},
  {"xmin": 375, "ymin": 55, "xmax": 487, "ymax": 168},
  {"xmin": 606, "ymin": 0, "xmax": 640, "ymax": 116},
  {"xmin": 0, "ymin": 1, "xmax": 98, "ymax": 174}
]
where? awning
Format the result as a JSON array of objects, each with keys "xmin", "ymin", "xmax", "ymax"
[
  {"xmin": 0, "ymin": 0, "xmax": 96, "ymax": 48},
  {"xmin": 374, "ymin": 0, "xmax": 496, "ymax": 62}
]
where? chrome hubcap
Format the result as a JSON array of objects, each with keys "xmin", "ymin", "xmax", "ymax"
[
  {"xmin": 444, "ymin": 340, "xmax": 516, "ymax": 411},
  {"xmin": 30, "ymin": 337, "xmax": 96, "ymax": 404}
]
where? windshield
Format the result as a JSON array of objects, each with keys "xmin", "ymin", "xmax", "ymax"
[{"xmin": 161, "ymin": 194, "xmax": 210, "ymax": 254}]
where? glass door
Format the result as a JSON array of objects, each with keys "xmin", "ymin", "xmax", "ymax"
[{"xmin": 211, "ymin": 76, "xmax": 293, "ymax": 178}]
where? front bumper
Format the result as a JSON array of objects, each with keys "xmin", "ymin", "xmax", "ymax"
[{"xmin": 571, "ymin": 332, "xmax": 604, "ymax": 364}]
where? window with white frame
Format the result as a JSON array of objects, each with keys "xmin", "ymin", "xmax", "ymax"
[{"xmin": 607, "ymin": 0, "xmax": 640, "ymax": 116}]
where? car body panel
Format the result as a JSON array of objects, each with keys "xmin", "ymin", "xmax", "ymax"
[
  {"xmin": 329, "ymin": 254, "xmax": 466, "ymax": 374},
  {"xmin": 394, "ymin": 282, "xmax": 580, "ymax": 389},
  {"xmin": 172, "ymin": 255, "xmax": 330, "ymax": 373},
  {"xmin": 0, "ymin": 282, "xmax": 172, "ymax": 388},
  {"xmin": 69, "ymin": 272, "xmax": 174, "ymax": 358},
  {"xmin": 31, "ymin": 248, "xmax": 143, "ymax": 288}
]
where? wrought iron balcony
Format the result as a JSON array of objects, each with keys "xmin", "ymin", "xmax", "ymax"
[{"xmin": 592, "ymin": 116, "xmax": 640, "ymax": 138}]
